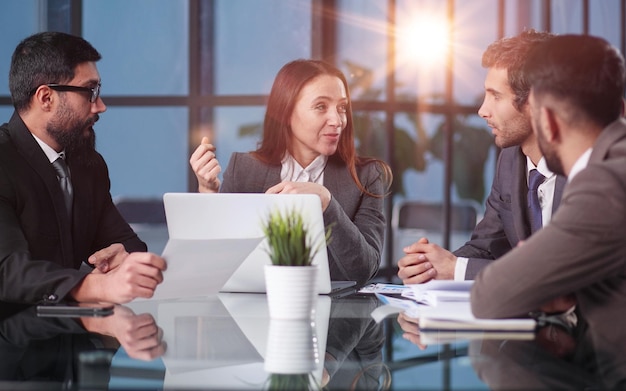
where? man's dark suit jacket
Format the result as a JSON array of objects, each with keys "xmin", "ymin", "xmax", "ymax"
[
  {"xmin": 0, "ymin": 112, "xmax": 146, "ymax": 304},
  {"xmin": 454, "ymin": 146, "xmax": 567, "ymax": 279}
]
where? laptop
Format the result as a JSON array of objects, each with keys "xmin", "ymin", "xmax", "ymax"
[
  {"xmin": 162, "ymin": 193, "xmax": 356, "ymax": 295},
  {"xmin": 146, "ymin": 196, "xmax": 264, "ymax": 300}
]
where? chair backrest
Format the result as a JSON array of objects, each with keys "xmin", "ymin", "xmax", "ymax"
[
  {"xmin": 390, "ymin": 201, "xmax": 479, "ymax": 263},
  {"xmin": 392, "ymin": 201, "xmax": 478, "ymax": 232},
  {"xmin": 114, "ymin": 197, "xmax": 166, "ymax": 225},
  {"xmin": 113, "ymin": 197, "xmax": 169, "ymax": 254}
]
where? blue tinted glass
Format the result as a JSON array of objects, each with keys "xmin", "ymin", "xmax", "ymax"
[
  {"xmin": 215, "ymin": 0, "xmax": 312, "ymax": 95},
  {"xmin": 96, "ymin": 107, "xmax": 188, "ymax": 198},
  {"xmin": 0, "ymin": 107, "xmax": 14, "ymax": 122},
  {"xmin": 0, "ymin": 0, "xmax": 40, "ymax": 95},
  {"xmin": 394, "ymin": 113, "xmax": 494, "ymax": 206},
  {"xmin": 551, "ymin": 0, "xmax": 583, "ymax": 34},
  {"xmin": 394, "ymin": 0, "xmax": 447, "ymax": 103},
  {"xmin": 83, "ymin": 0, "xmax": 189, "ymax": 95},
  {"xmin": 453, "ymin": 0, "xmax": 498, "ymax": 105},
  {"xmin": 392, "ymin": 0, "xmax": 497, "ymax": 105},
  {"xmin": 590, "ymin": 0, "xmax": 621, "ymax": 49},
  {"xmin": 212, "ymin": 106, "xmax": 266, "ymax": 180},
  {"xmin": 396, "ymin": 113, "xmax": 447, "ymax": 204},
  {"xmin": 505, "ymin": 0, "xmax": 543, "ymax": 37},
  {"xmin": 336, "ymin": 0, "xmax": 387, "ymax": 101}
]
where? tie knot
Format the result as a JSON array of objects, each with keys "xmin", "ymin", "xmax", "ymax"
[
  {"xmin": 52, "ymin": 157, "xmax": 70, "ymax": 178},
  {"xmin": 528, "ymin": 169, "xmax": 545, "ymax": 191}
]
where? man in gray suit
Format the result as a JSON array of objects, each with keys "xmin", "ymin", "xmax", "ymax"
[
  {"xmin": 471, "ymin": 34, "xmax": 626, "ymax": 389},
  {"xmin": 398, "ymin": 30, "xmax": 567, "ymax": 284}
]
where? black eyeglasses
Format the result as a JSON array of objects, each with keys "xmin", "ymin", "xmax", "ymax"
[{"xmin": 44, "ymin": 83, "xmax": 101, "ymax": 103}]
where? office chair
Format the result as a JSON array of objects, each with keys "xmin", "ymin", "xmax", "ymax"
[
  {"xmin": 113, "ymin": 197, "xmax": 169, "ymax": 254},
  {"xmin": 390, "ymin": 201, "xmax": 479, "ymax": 266}
]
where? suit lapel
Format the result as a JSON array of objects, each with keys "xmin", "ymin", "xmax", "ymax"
[
  {"xmin": 511, "ymin": 147, "xmax": 532, "ymax": 240},
  {"xmin": 262, "ymin": 165, "xmax": 281, "ymax": 191},
  {"xmin": 323, "ymin": 160, "xmax": 339, "ymax": 196},
  {"xmin": 322, "ymin": 157, "xmax": 351, "ymax": 208},
  {"xmin": 9, "ymin": 113, "xmax": 75, "ymax": 265},
  {"xmin": 66, "ymin": 156, "xmax": 90, "ymax": 257},
  {"xmin": 552, "ymin": 175, "xmax": 567, "ymax": 213}
]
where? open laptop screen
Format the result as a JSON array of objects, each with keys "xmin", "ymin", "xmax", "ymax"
[{"xmin": 162, "ymin": 193, "xmax": 348, "ymax": 294}]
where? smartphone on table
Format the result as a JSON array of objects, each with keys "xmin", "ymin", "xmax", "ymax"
[{"xmin": 36, "ymin": 302, "xmax": 114, "ymax": 318}]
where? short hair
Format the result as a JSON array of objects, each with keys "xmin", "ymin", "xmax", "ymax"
[
  {"xmin": 9, "ymin": 31, "xmax": 101, "ymax": 112},
  {"xmin": 482, "ymin": 29, "xmax": 554, "ymax": 111},
  {"xmin": 524, "ymin": 34, "xmax": 626, "ymax": 127}
]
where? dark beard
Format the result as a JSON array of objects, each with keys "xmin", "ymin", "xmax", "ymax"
[
  {"xmin": 67, "ymin": 128, "xmax": 97, "ymax": 167},
  {"xmin": 47, "ymin": 114, "xmax": 98, "ymax": 166},
  {"xmin": 535, "ymin": 119, "xmax": 565, "ymax": 176}
]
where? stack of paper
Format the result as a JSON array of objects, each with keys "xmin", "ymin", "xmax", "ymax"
[
  {"xmin": 417, "ymin": 301, "xmax": 536, "ymax": 332},
  {"xmin": 358, "ymin": 283, "xmax": 410, "ymax": 295},
  {"xmin": 372, "ymin": 280, "xmax": 536, "ymax": 334},
  {"xmin": 403, "ymin": 280, "xmax": 473, "ymax": 306}
]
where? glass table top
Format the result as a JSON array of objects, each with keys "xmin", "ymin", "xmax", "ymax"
[{"xmin": 0, "ymin": 292, "xmax": 619, "ymax": 390}]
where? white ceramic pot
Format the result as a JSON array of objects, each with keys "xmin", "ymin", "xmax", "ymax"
[
  {"xmin": 264, "ymin": 318, "xmax": 319, "ymax": 374},
  {"xmin": 264, "ymin": 264, "xmax": 318, "ymax": 320}
]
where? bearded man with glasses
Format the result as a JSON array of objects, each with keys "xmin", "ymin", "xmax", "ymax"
[{"xmin": 0, "ymin": 31, "xmax": 166, "ymax": 305}]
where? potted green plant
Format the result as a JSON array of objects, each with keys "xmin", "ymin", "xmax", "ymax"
[
  {"xmin": 266, "ymin": 373, "xmax": 318, "ymax": 391},
  {"xmin": 263, "ymin": 207, "xmax": 328, "ymax": 266},
  {"xmin": 262, "ymin": 207, "xmax": 329, "ymax": 319}
]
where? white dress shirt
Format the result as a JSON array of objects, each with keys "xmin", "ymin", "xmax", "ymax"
[
  {"xmin": 568, "ymin": 148, "xmax": 593, "ymax": 182},
  {"xmin": 280, "ymin": 154, "xmax": 328, "ymax": 184},
  {"xmin": 32, "ymin": 133, "xmax": 66, "ymax": 164}
]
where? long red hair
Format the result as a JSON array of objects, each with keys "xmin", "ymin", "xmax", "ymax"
[{"xmin": 252, "ymin": 59, "xmax": 391, "ymax": 197}]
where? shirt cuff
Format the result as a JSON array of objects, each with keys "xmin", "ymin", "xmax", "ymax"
[{"xmin": 454, "ymin": 257, "xmax": 469, "ymax": 281}]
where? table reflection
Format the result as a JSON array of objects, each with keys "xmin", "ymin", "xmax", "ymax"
[
  {"xmin": 469, "ymin": 314, "xmax": 625, "ymax": 390},
  {"xmin": 125, "ymin": 293, "xmax": 388, "ymax": 390},
  {"xmin": 5, "ymin": 293, "xmax": 624, "ymax": 390},
  {"xmin": 389, "ymin": 305, "xmax": 626, "ymax": 390},
  {"xmin": 0, "ymin": 301, "xmax": 164, "ymax": 389},
  {"xmin": 323, "ymin": 295, "xmax": 388, "ymax": 390}
]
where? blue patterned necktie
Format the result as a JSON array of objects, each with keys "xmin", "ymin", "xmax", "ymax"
[
  {"xmin": 528, "ymin": 169, "xmax": 545, "ymax": 233},
  {"xmin": 52, "ymin": 154, "xmax": 73, "ymax": 218}
]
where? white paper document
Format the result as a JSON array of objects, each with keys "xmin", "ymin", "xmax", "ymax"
[
  {"xmin": 358, "ymin": 283, "xmax": 410, "ymax": 295},
  {"xmin": 403, "ymin": 280, "xmax": 473, "ymax": 306},
  {"xmin": 372, "ymin": 280, "xmax": 536, "ymax": 333},
  {"xmin": 417, "ymin": 301, "xmax": 536, "ymax": 331},
  {"xmin": 146, "ymin": 237, "xmax": 264, "ymax": 300}
]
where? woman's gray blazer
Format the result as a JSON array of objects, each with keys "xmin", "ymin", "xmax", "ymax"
[{"xmin": 220, "ymin": 152, "xmax": 386, "ymax": 285}]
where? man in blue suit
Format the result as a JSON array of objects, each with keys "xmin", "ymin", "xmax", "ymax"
[{"xmin": 398, "ymin": 30, "xmax": 567, "ymax": 284}]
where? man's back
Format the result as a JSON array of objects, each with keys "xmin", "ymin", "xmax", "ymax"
[
  {"xmin": 473, "ymin": 119, "xmax": 626, "ymax": 388},
  {"xmin": 472, "ymin": 118, "xmax": 626, "ymax": 340}
]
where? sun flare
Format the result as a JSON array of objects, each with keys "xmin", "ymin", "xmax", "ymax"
[{"xmin": 397, "ymin": 15, "xmax": 450, "ymax": 69}]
